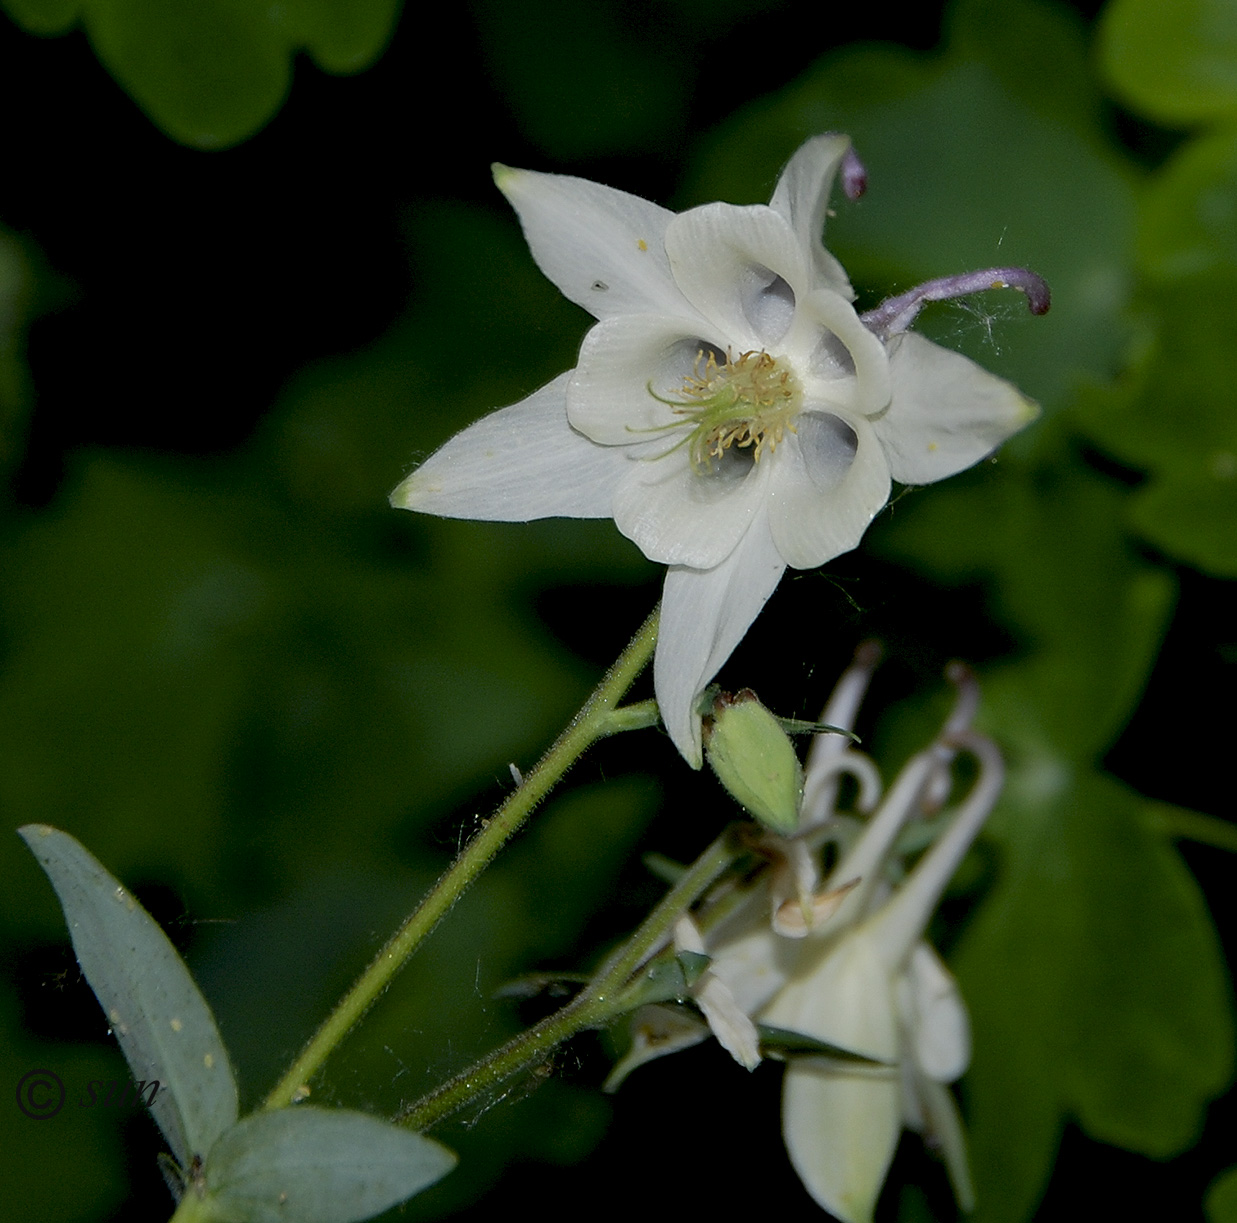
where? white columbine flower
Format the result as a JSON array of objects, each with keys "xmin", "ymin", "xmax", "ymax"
[
  {"xmin": 392, "ymin": 136, "xmax": 1046, "ymax": 765},
  {"xmin": 609, "ymin": 647, "xmax": 1004, "ymax": 1222}
]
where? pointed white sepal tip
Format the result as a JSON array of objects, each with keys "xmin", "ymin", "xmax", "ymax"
[
  {"xmin": 389, "ymin": 472, "xmax": 435, "ymax": 510},
  {"xmin": 1017, "ymin": 393, "xmax": 1042, "ymax": 427},
  {"xmin": 492, "ymin": 162, "xmax": 520, "ymax": 195}
]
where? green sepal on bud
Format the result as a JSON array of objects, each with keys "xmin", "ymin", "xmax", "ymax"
[{"xmin": 703, "ymin": 689, "xmax": 804, "ymax": 834}]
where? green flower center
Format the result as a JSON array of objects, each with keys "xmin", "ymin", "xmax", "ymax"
[{"xmin": 647, "ymin": 349, "xmax": 803, "ymax": 473}]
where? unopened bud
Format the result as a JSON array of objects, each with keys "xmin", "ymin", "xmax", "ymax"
[{"xmin": 704, "ymin": 690, "xmax": 803, "ymax": 834}]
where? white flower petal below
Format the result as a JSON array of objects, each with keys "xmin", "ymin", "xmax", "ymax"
[
  {"xmin": 673, "ymin": 915, "xmax": 762, "ymax": 1070},
  {"xmin": 900, "ymin": 943, "xmax": 971, "ymax": 1083},
  {"xmin": 390, "ymin": 373, "xmax": 626, "ymax": 521},
  {"xmin": 656, "ymin": 515, "xmax": 786, "ymax": 766},
  {"xmin": 873, "ymin": 331, "xmax": 1039, "ymax": 485},
  {"xmin": 910, "ymin": 1075, "xmax": 976, "ymax": 1212},
  {"xmin": 759, "ymin": 926, "xmax": 900, "ymax": 1062},
  {"xmin": 494, "ymin": 166, "xmax": 686, "ymax": 321},
  {"xmin": 703, "ymin": 892, "xmax": 797, "ymax": 1017},
  {"xmin": 783, "ymin": 1058, "xmax": 902, "ymax": 1223}
]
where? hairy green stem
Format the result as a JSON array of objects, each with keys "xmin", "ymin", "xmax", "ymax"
[
  {"xmin": 395, "ymin": 825, "xmax": 743, "ymax": 1133},
  {"xmin": 263, "ymin": 606, "xmax": 660, "ymax": 1111}
]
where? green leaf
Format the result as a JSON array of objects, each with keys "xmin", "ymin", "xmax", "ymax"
[
  {"xmin": 17, "ymin": 824, "xmax": 239, "ymax": 1170},
  {"xmin": 1130, "ymin": 470, "xmax": 1237, "ymax": 577},
  {"xmin": 1078, "ymin": 275, "xmax": 1237, "ymax": 478},
  {"xmin": 1207, "ymin": 1166, "xmax": 1237, "ymax": 1223},
  {"xmin": 1139, "ymin": 125, "xmax": 1237, "ymax": 280},
  {"xmin": 1074, "ymin": 273, "xmax": 1237, "ymax": 573},
  {"xmin": 0, "ymin": 0, "xmax": 402, "ymax": 148},
  {"xmin": 85, "ymin": 0, "xmax": 290, "ymax": 149},
  {"xmin": 201, "ymin": 1107, "xmax": 456, "ymax": 1223},
  {"xmin": 875, "ymin": 448, "xmax": 1176, "ymax": 761},
  {"xmin": 1100, "ymin": 0, "xmax": 1237, "ymax": 126},
  {"xmin": 0, "ymin": 0, "xmax": 76, "ymax": 34},
  {"xmin": 957, "ymin": 772, "xmax": 1234, "ymax": 1222}
]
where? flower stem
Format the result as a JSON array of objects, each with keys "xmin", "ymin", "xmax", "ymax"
[
  {"xmin": 1142, "ymin": 804, "xmax": 1237, "ymax": 853},
  {"xmin": 394, "ymin": 824, "xmax": 744, "ymax": 1132},
  {"xmin": 262, "ymin": 605, "xmax": 661, "ymax": 1111}
]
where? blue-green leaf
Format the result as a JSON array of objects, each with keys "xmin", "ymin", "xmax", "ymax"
[
  {"xmin": 18, "ymin": 824, "xmax": 238, "ymax": 1169},
  {"xmin": 201, "ymin": 1107, "xmax": 456, "ymax": 1223}
]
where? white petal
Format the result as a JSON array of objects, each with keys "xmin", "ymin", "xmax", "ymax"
[
  {"xmin": 760, "ymin": 926, "xmax": 900, "ymax": 1061},
  {"xmin": 494, "ymin": 166, "xmax": 687, "ymax": 320},
  {"xmin": 863, "ymin": 734, "xmax": 1003, "ymax": 966},
  {"xmin": 912, "ymin": 1076, "xmax": 976, "ymax": 1212},
  {"xmin": 390, "ymin": 373, "xmax": 626, "ymax": 520},
  {"xmin": 707, "ymin": 921, "xmax": 794, "ymax": 1019},
  {"xmin": 801, "ymin": 288, "xmax": 892, "ymax": 415},
  {"xmin": 821, "ymin": 750, "xmax": 939, "ymax": 932},
  {"xmin": 783, "ymin": 1059, "xmax": 902, "ymax": 1223},
  {"xmin": 675, "ymin": 916, "xmax": 762, "ymax": 1069},
  {"xmin": 567, "ymin": 314, "xmax": 719, "ymax": 444},
  {"xmin": 765, "ymin": 413, "xmax": 892, "ymax": 570},
  {"xmin": 612, "ymin": 444, "xmax": 772, "ymax": 568},
  {"xmin": 656, "ymin": 515, "xmax": 786, "ymax": 767},
  {"xmin": 899, "ymin": 943, "xmax": 971, "ymax": 1083},
  {"xmin": 696, "ymin": 974, "xmax": 762, "ymax": 1071},
  {"xmin": 872, "ymin": 332, "xmax": 1039, "ymax": 485},
  {"xmin": 664, "ymin": 203, "xmax": 812, "ymax": 349},
  {"xmin": 768, "ymin": 134, "xmax": 856, "ymax": 299}
]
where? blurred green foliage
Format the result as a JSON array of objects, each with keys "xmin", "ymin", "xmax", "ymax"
[
  {"xmin": 4, "ymin": 0, "xmax": 1237, "ymax": 1221},
  {"xmin": 0, "ymin": 227, "xmax": 34, "ymax": 487},
  {"xmin": 1101, "ymin": 0, "xmax": 1237, "ymax": 125},
  {"xmin": 1, "ymin": 0, "xmax": 401, "ymax": 147},
  {"xmin": 1210, "ymin": 1166, "xmax": 1237, "ymax": 1223}
]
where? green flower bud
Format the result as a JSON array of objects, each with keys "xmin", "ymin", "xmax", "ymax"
[{"xmin": 704, "ymin": 690, "xmax": 804, "ymax": 834}]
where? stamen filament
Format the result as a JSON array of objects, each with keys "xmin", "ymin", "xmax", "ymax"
[{"xmin": 642, "ymin": 348, "xmax": 803, "ymax": 474}]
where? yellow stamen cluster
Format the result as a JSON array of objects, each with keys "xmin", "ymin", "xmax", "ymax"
[{"xmin": 646, "ymin": 349, "xmax": 803, "ymax": 473}]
